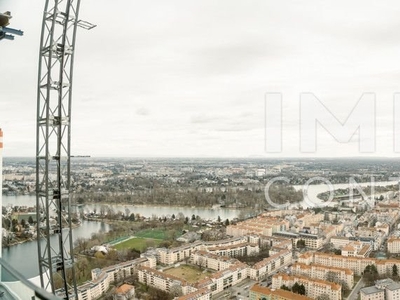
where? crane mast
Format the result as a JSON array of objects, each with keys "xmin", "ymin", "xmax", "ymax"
[{"xmin": 36, "ymin": 0, "xmax": 94, "ymax": 297}]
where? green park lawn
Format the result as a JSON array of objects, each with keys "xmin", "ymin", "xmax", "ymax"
[
  {"xmin": 135, "ymin": 229, "xmax": 168, "ymax": 240},
  {"xmin": 113, "ymin": 237, "xmax": 162, "ymax": 252}
]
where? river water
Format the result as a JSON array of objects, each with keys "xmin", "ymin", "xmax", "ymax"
[
  {"xmin": 2, "ymin": 180, "xmax": 398, "ymax": 280},
  {"xmin": 293, "ymin": 180, "xmax": 399, "ymax": 207},
  {"xmin": 1, "ymin": 195, "xmax": 240, "ymax": 280}
]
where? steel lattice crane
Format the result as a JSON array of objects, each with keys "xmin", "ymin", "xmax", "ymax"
[{"xmin": 36, "ymin": 0, "xmax": 94, "ymax": 298}]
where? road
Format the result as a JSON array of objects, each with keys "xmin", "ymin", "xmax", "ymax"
[{"xmin": 347, "ymin": 277, "xmax": 365, "ymax": 300}]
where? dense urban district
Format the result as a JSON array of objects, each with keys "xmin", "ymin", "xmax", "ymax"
[{"xmin": 4, "ymin": 157, "xmax": 400, "ymax": 300}]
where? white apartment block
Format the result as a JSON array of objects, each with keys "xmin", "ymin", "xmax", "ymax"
[
  {"xmin": 272, "ymin": 273, "xmax": 342, "ymax": 300},
  {"xmin": 292, "ymin": 263, "xmax": 354, "ymax": 289},
  {"xmin": 388, "ymin": 237, "xmax": 400, "ymax": 254},
  {"xmin": 196, "ymin": 263, "xmax": 248, "ymax": 296},
  {"xmin": 341, "ymin": 241, "xmax": 371, "ymax": 258},
  {"xmin": 298, "ymin": 252, "xmax": 400, "ymax": 277},
  {"xmin": 249, "ymin": 249, "xmax": 292, "ymax": 281},
  {"xmin": 176, "ymin": 287, "xmax": 212, "ymax": 300},
  {"xmin": 360, "ymin": 286, "xmax": 385, "ymax": 300},
  {"xmin": 207, "ymin": 242, "xmax": 259, "ymax": 257},
  {"xmin": 226, "ymin": 215, "xmax": 288, "ymax": 237},
  {"xmin": 156, "ymin": 237, "xmax": 249, "ymax": 265},
  {"xmin": 360, "ymin": 280, "xmax": 400, "ymax": 300},
  {"xmin": 138, "ymin": 266, "xmax": 195, "ymax": 295},
  {"xmin": 386, "ymin": 282, "xmax": 400, "ymax": 300},
  {"xmin": 157, "ymin": 244, "xmax": 197, "ymax": 265},
  {"xmin": 330, "ymin": 236, "xmax": 352, "ymax": 249},
  {"xmin": 191, "ymin": 250, "xmax": 241, "ymax": 271},
  {"xmin": 76, "ymin": 256, "xmax": 155, "ymax": 300}
]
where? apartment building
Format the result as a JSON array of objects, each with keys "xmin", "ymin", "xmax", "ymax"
[
  {"xmin": 249, "ymin": 249, "xmax": 292, "ymax": 281},
  {"xmin": 292, "ymin": 263, "xmax": 353, "ymax": 289},
  {"xmin": 157, "ymin": 243, "xmax": 198, "ymax": 265},
  {"xmin": 196, "ymin": 263, "xmax": 248, "ymax": 296},
  {"xmin": 299, "ymin": 251, "xmax": 400, "ymax": 276},
  {"xmin": 176, "ymin": 287, "xmax": 211, "ymax": 300},
  {"xmin": 226, "ymin": 215, "xmax": 289, "ymax": 237},
  {"xmin": 155, "ymin": 237, "xmax": 250, "ymax": 265},
  {"xmin": 360, "ymin": 280, "xmax": 400, "ymax": 300},
  {"xmin": 138, "ymin": 266, "xmax": 194, "ymax": 294},
  {"xmin": 341, "ymin": 241, "xmax": 372, "ymax": 258},
  {"xmin": 76, "ymin": 256, "xmax": 155, "ymax": 300},
  {"xmin": 207, "ymin": 242, "xmax": 259, "ymax": 257},
  {"xmin": 385, "ymin": 282, "xmax": 400, "ymax": 300},
  {"xmin": 330, "ymin": 236, "xmax": 353, "ymax": 249},
  {"xmin": 388, "ymin": 237, "xmax": 400, "ymax": 254},
  {"xmin": 272, "ymin": 273, "xmax": 342, "ymax": 300},
  {"xmin": 191, "ymin": 250, "xmax": 241, "ymax": 271},
  {"xmin": 249, "ymin": 284, "xmax": 313, "ymax": 300},
  {"xmin": 360, "ymin": 286, "xmax": 385, "ymax": 300}
]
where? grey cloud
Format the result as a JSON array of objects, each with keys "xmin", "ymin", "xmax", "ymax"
[{"xmin": 136, "ymin": 108, "xmax": 150, "ymax": 116}]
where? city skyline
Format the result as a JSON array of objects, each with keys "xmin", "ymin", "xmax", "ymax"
[{"xmin": 2, "ymin": 0, "xmax": 400, "ymax": 158}]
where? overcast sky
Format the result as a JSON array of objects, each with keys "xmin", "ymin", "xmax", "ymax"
[{"xmin": 1, "ymin": 0, "xmax": 400, "ymax": 158}]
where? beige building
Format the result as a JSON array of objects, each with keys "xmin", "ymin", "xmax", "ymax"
[
  {"xmin": 191, "ymin": 250, "xmax": 241, "ymax": 271},
  {"xmin": 360, "ymin": 280, "xmax": 400, "ymax": 300},
  {"xmin": 360, "ymin": 286, "xmax": 385, "ymax": 300},
  {"xmin": 176, "ymin": 287, "xmax": 211, "ymax": 300},
  {"xmin": 226, "ymin": 215, "xmax": 289, "ymax": 237},
  {"xmin": 298, "ymin": 251, "xmax": 400, "ymax": 277},
  {"xmin": 138, "ymin": 266, "xmax": 195, "ymax": 295},
  {"xmin": 76, "ymin": 256, "xmax": 155, "ymax": 300},
  {"xmin": 249, "ymin": 284, "xmax": 313, "ymax": 300},
  {"xmin": 292, "ymin": 263, "xmax": 353, "ymax": 289},
  {"xmin": 272, "ymin": 273, "xmax": 342, "ymax": 300},
  {"xmin": 156, "ymin": 237, "xmax": 250, "ymax": 265},
  {"xmin": 388, "ymin": 237, "xmax": 400, "ymax": 254},
  {"xmin": 249, "ymin": 249, "xmax": 292, "ymax": 281},
  {"xmin": 341, "ymin": 241, "xmax": 371, "ymax": 258},
  {"xmin": 385, "ymin": 282, "xmax": 400, "ymax": 300},
  {"xmin": 196, "ymin": 263, "xmax": 248, "ymax": 296},
  {"xmin": 207, "ymin": 242, "xmax": 259, "ymax": 257}
]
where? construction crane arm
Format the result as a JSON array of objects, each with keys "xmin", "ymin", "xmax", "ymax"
[{"xmin": 0, "ymin": 11, "xmax": 23, "ymax": 41}]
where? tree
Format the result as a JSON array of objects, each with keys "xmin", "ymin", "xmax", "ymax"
[
  {"xmin": 296, "ymin": 239, "xmax": 306, "ymax": 249},
  {"xmin": 169, "ymin": 284, "xmax": 183, "ymax": 297},
  {"xmin": 334, "ymin": 249, "xmax": 342, "ymax": 255},
  {"xmin": 20, "ymin": 219, "xmax": 26, "ymax": 228},
  {"xmin": 393, "ymin": 264, "xmax": 399, "ymax": 278},
  {"xmin": 298, "ymin": 284, "xmax": 306, "ymax": 295},
  {"xmin": 292, "ymin": 282, "xmax": 300, "ymax": 294},
  {"xmin": 129, "ymin": 213, "xmax": 135, "ymax": 221},
  {"xmin": 11, "ymin": 219, "xmax": 18, "ymax": 232},
  {"xmin": 363, "ymin": 264, "xmax": 378, "ymax": 284},
  {"xmin": 281, "ymin": 284, "xmax": 291, "ymax": 291},
  {"xmin": 125, "ymin": 207, "xmax": 131, "ymax": 219}
]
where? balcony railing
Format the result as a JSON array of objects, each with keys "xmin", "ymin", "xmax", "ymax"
[{"xmin": 0, "ymin": 257, "xmax": 61, "ymax": 300}]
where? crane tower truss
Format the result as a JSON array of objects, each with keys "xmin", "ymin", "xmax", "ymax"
[{"xmin": 36, "ymin": 0, "xmax": 94, "ymax": 297}]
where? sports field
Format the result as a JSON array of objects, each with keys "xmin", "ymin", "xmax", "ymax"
[
  {"xmin": 135, "ymin": 229, "xmax": 166, "ymax": 239},
  {"xmin": 163, "ymin": 265, "xmax": 213, "ymax": 283},
  {"xmin": 113, "ymin": 237, "xmax": 162, "ymax": 251}
]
